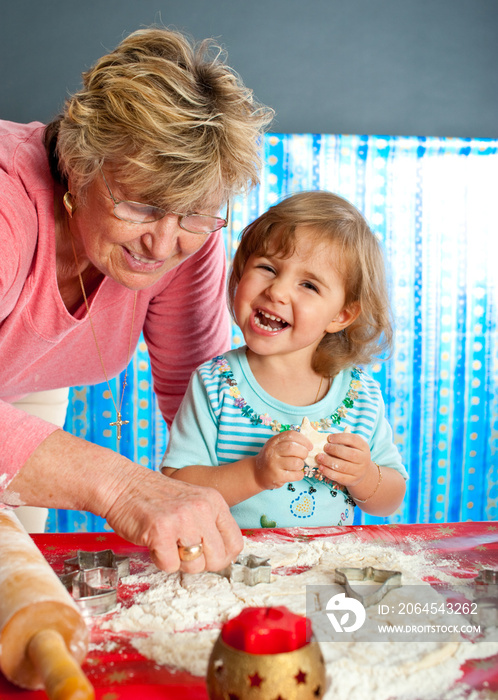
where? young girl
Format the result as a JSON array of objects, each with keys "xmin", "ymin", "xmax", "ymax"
[{"xmin": 161, "ymin": 191, "xmax": 407, "ymax": 528}]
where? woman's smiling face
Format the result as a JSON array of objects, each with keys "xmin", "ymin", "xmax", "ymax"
[
  {"xmin": 69, "ymin": 169, "xmax": 222, "ymax": 290},
  {"xmin": 233, "ymin": 227, "xmax": 357, "ymax": 365}
]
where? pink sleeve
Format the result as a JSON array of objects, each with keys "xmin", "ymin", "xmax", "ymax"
[
  {"xmin": 0, "ymin": 149, "xmax": 60, "ymax": 499},
  {"xmin": 0, "ymin": 401, "xmax": 60, "ymax": 500},
  {"xmin": 0, "ymin": 171, "xmax": 38, "ymax": 322},
  {"xmin": 143, "ymin": 233, "xmax": 231, "ymax": 427}
]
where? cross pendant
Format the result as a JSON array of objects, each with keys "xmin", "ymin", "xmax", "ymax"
[{"xmin": 110, "ymin": 412, "xmax": 129, "ymax": 440}]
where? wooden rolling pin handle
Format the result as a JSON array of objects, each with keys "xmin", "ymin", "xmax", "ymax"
[{"xmin": 27, "ymin": 629, "xmax": 95, "ymax": 700}]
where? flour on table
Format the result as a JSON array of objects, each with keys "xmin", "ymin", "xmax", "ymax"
[{"xmin": 99, "ymin": 534, "xmax": 498, "ymax": 699}]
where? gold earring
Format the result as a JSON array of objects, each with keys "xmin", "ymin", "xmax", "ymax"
[{"xmin": 63, "ymin": 191, "xmax": 75, "ymax": 217}]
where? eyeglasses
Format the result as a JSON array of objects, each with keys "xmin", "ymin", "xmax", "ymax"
[{"xmin": 100, "ymin": 167, "xmax": 229, "ymax": 234}]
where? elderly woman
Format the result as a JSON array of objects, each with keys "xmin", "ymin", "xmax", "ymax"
[{"xmin": 0, "ymin": 27, "xmax": 273, "ymax": 572}]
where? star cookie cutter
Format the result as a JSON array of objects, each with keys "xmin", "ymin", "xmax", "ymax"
[
  {"xmin": 59, "ymin": 549, "xmax": 130, "ymax": 616},
  {"xmin": 218, "ymin": 554, "xmax": 272, "ymax": 586},
  {"xmin": 335, "ymin": 566, "xmax": 402, "ymax": 607},
  {"xmin": 63, "ymin": 549, "xmax": 130, "ymax": 578}
]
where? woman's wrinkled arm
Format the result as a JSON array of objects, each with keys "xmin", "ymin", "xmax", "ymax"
[{"xmin": 4, "ymin": 429, "xmax": 243, "ymax": 572}]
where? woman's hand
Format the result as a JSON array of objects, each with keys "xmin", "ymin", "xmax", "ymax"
[
  {"xmin": 254, "ymin": 431, "xmax": 312, "ymax": 490},
  {"xmin": 6, "ymin": 430, "xmax": 243, "ymax": 574},
  {"xmin": 103, "ymin": 466, "xmax": 243, "ymax": 574}
]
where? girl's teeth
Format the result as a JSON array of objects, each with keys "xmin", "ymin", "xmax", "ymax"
[
  {"xmin": 254, "ymin": 310, "xmax": 288, "ymax": 331},
  {"xmin": 254, "ymin": 316, "xmax": 274, "ymax": 330},
  {"xmin": 262, "ymin": 311, "xmax": 283, "ymax": 322}
]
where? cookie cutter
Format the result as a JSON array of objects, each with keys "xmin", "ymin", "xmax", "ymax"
[
  {"xmin": 218, "ymin": 554, "xmax": 272, "ymax": 586},
  {"xmin": 59, "ymin": 549, "xmax": 130, "ymax": 616},
  {"xmin": 335, "ymin": 566, "xmax": 402, "ymax": 607},
  {"xmin": 63, "ymin": 549, "xmax": 130, "ymax": 578},
  {"xmin": 475, "ymin": 569, "xmax": 498, "ymax": 590},
  {"xmin": 474, "ymin": 569, "xmax": 498, "ymax": 628}
]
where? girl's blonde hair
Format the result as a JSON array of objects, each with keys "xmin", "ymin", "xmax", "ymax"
[
  {"xmin": 228, "ymin": 191, "xmax": 393, "ymax": 377},
  {"xmin": 45, "ymin": 27, "xmax": 273, "ymax": 211}
]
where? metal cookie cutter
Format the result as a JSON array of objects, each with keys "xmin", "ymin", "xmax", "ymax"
[
  {"xmin": 475, "ymin": 568, "xmax": 498, "ymax": 591},
  {"xmin": 335, "ymin": 566, "xmax": 402, "ymax": 607},
  {"xmin": 59, "ymin": 549, "xmax": 130, "ymax": 616},
  {"xmin": 474, "ymin": 569, "xmax": 498, "ymax": 628},
  {"xmin": 63, "ymin": 549, "xmax": 130, "ymax": 578},
  {"xmin": 219, "ymin": 554, "xmax": 272, "ymax": 586}
]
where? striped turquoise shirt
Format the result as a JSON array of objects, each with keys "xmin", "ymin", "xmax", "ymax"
[{"xmin": 162, "ymin": 347, "xmax": 407, "ymax": 528}]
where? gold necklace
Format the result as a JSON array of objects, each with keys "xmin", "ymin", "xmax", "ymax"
[
  {"xmin": 314, "ymin": 376, "xmax": 324, "ymax": 403},
  {"xmin": 313, "ymin": 375, "xmax": 332, "ymax": 403},
  {"xmin": 70, "ymin": 236, "xmax": 137, "ymax": 443}
]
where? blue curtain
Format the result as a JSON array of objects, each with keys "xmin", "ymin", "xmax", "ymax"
[{"xmin": 48, "ymin": 133, "xmax": 498, "ymax": 532}]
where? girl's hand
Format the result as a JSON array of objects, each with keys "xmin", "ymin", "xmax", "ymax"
[
  {"xmin": 316, "ymin": 431, "xmax": 375, "ymax": 489},
  {"xmin": 254, "ymin": 431, "xmax": 312, "ymax": 490}
]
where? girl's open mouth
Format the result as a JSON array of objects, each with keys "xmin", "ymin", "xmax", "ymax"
[{"xmin": 253, "ymin": 309, "xmax": 290, "ymax": 332}]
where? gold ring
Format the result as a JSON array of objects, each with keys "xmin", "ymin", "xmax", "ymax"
[{"xmin": 178, "ymin": 543, "xmax": 203, "ymax": 562}]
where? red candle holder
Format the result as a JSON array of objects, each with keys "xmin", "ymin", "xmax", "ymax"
[{"xmin": 207, "ymin": 606, "xmax": 325, "ymax": 699}]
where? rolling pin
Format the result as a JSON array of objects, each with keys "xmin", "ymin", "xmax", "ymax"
[{"xmin": 0, "ymin": 510, "xmax": 94, "ymax": 699}]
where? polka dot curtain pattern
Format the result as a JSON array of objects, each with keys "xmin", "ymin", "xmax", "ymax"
[{"xmin": 49, "ymin": 133, "xmax": 498, "ymax": 532}]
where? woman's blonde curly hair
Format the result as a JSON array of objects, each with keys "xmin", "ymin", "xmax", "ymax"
[
  {"xmin": 228, "ymin": 191, "xmax": 394, "ymax": 378},
  {"xmin": 45, "ymin": 27, "xmax": 273, "ymax": 211}
]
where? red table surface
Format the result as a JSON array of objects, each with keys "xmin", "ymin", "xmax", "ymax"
[{"xmin": 1, "ymin": 522, "xmax": 497, "ymax": 699}]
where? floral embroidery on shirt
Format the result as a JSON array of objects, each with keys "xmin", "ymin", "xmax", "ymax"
[{"xmin": 213, "ymin": 356, "xmax": 362, "ymax": 431}]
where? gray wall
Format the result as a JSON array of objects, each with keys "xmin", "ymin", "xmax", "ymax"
[{"xmin": 1, "ymin": 0, "xmax": 497, "ymax": 138}]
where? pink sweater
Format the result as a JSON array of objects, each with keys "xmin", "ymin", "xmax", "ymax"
[{"xmin": 0, "ymin": 120, "xmax": 231, "ymax": 494}]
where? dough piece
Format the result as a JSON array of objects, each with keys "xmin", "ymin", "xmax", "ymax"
[
  {"xmin": 300, "ymin": 417, "xmax": 329, "ymax": 467},
  {"xmin": 301, "ymin": 417, "xmax": 351, "ymax": 467}
]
